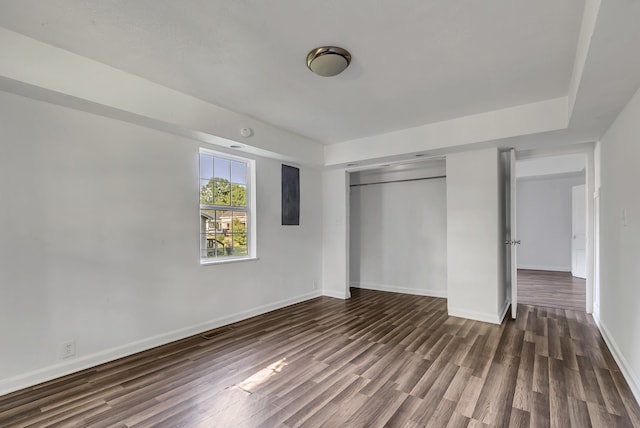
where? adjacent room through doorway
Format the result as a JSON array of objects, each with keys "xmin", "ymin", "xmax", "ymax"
[{"xmin": 515, "ymin": 154, "xmax": 587, "ymax": 311}]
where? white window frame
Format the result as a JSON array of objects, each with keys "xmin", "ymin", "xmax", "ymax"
[{"xmin": 199, "ymin": 148, "xmax": 257, "ymax": 264}]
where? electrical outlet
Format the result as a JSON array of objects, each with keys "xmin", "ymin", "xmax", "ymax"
[
  {"xmin": 313, "ymin": 280, "xmax": 318, "ymax": 290},
  {"xmin": 61, "ymin": 340, "xmax": 76, "ymax": 359}
]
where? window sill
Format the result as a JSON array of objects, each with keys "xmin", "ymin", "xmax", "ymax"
[{"xmin": 200, "ymin": 256, "xmax": 258, "ymax": 266}]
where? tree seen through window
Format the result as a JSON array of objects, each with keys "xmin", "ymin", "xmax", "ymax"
[{"xmin": 199, "ymin": 152, "xmax": 250, "ymax": 260}]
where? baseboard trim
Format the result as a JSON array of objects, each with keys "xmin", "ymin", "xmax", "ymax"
[
  {"xmin": 517, "ymin": 264, "xmax": 571, "ymax": 272},
  {"xmin": 322, "ymin": 289, "xmax": 350, "ymax": 299},
  {"xmin": 448, "ymin": 306, "xmax": 503, "ymax": 325},
  {"xmin": 498, "ymin": 299, "xmax": 510, "ymax": 324},
  {"xmin": 350, "ymin": 282, "xmax": 447, "ymax": 299},
  {"xmin": 0, "ymin": 290, "xmax": 322, "ymax": 397},
  {"xmin": 593, "ymin": 314, "xmax": 640, "ymax": 407}
]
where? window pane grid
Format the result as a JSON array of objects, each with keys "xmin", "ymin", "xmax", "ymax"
[
  {"xmin": 200, "ymin": 209, "xmax": 248, "ymax": 258},
  {"xmin": 200, "ymin": 203, "xmax": 247, "ymax": 210},
  {"xmin": 199, "ymin": 151, "xmax": 251, "ymax": 261}
]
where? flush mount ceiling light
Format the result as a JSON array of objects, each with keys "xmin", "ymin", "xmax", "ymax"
[{"xmin": 306, "ymin": 46, "xmax": 351, "ymax": 77}]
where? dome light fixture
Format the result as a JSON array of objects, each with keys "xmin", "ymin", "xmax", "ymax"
[{"xmin": 306, "ymin": 46, "xmax": 351, "ymax": 77}]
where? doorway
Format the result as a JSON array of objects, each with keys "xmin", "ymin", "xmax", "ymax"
[{"xmin": 514, "ymin": 154, "xmax": 588, "ymax": 312}]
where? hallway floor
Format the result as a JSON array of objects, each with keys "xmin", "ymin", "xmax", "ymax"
[{"xmin": 518, "ymin": 269, "xmax": 587, "ymax": 312}]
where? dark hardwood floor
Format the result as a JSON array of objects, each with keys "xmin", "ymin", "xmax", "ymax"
[
  {"xmin": 518, "ymin": 269, "xmax": 587, "ymax": 312},
  {"xmin": 1, "ymin": 288, "xmax": 638, "ymax": 427}
]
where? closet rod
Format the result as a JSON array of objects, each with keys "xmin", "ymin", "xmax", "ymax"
[{"xmin": 350, "ymin": 175, "xmax": 446, "ymax": 187}]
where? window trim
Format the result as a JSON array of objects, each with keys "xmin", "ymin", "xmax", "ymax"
[{"xmin": 199, "ymin": 148, "xmax": 257, "ymax": 265}]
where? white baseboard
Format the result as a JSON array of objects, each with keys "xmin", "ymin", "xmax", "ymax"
[
  {"xmin": 322, "ymin": 288, "xmax": 350, "ymax": 299},
  {"xmin": 0, "ymin": 290, "xmax": 322, "ymax": 397},
  {"xmin": 350, "ymin": 281, "xmax": 447, "ymax": 299},
  {"xmin": 593, "ymin": 303, "xmax": 600, "ymax": 319},
  {"xmin": 498, "ymin": 298, "xmax": 510, "ymax": 324},
  {"xmin": 448, "ymin": 306, "xmax": 504, "ymax": 325},
  {"xmin": 517, "ymin": 264, "xmax": 571, "ymax": 272},
  {"xmin": 593, "ymin": 314, "xmax": 640, "ymax": 407}
]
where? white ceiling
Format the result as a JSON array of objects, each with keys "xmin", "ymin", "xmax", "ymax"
[{"xmin": 0, "ymin": 0, "xmax": 584, "ymax": 144}]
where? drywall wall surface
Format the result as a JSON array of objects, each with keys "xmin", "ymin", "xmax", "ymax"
[
  {"xmin": 516, "ymin": 173, "xmax": 585, "ymax": 271},
  {"xmin": 446, "ymin": 148, "xmax": 502, "ymax": 323},
  {"xmin": 593, "ymin": 141, "xmax": 601, "ymax": 315},
  {"xmin": 0, "ymin": 90, "xmax": 323, "ymax": 394},
  {"xmin": 321, "ymin": 169, "xmax": 350, "ymax": 298},
  {"xmin": 325, "ymin": 98, "xmax": 568, "ymax": 166},
  {"xmin": 349, "ymin": 177, "xmax": 447, "ymax": 297},
  {"xmin": 598, "ymin": 86, "xmax": 640, "ymax": 403}
]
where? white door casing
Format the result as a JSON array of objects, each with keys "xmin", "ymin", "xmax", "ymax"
[
  {"xmin": 572, "ymin": 184, "xmax": 587, "ymax": 279},
  {"xmin": 510, "ymin": 149, "xmax": 518, "ymax": 319}
]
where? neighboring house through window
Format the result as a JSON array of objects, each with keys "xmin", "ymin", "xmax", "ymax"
[{"xmin": 199, "ymin": 149, "xmax": 254, "ymax": 262}]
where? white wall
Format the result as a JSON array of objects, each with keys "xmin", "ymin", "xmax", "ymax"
[
  {"xmin": 349, "ymin": 176, "xmax": 447, "ymax": 297},
  {"xmin": 516, "ymin": 173, "xmax": 585, "ymax": 271},
  {"xmin": 598, "ymin": 86, "xmax": 640, "ymax": 403},
  {"xmin": 321, "ymin": 169, "xmax": 350, "ymax": 299},
  {"xmin": 0, "ymin": 90, "xmax": 324, "ymax": 395},
  {"xmin": 325, "ymin": 97, "xmax": 568, "ymax": 166},
  {"xmin": 446, "ymin": 148, "xmax": 508, "ymax": 324}
]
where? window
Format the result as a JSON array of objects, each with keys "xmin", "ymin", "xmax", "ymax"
[{"xmin": 199, "ymin": 149, "xmax": 254, "ymax": 262}]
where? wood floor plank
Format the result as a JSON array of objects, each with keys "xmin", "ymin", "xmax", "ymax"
[
  {"xmin": 509, "ymin": 407, "xmax": 531, "ymax": 428},
  {"xmin": 586, "ymin": 401, "xmax": 614, "ymax": 427},
  {"xmin": 445, "ymin": 411, "xmax": 472, "ymax": 428},
  {"xmin": 513, "ymin": 340, "xmax": 535, "ymax": 412},
  {"xmin": 563, "ymin": 362, "xmax": 587, "ymax": 403},
  {"xmin": 472, "ymin": 357, "xmax": 519, "ymax": 426},
  {"xmin": 532, "ymin": 354, "xmax": 550, "ymax": 396},
  {"xmin": 567, "ymin": 396, "xmax": 593, "ymax": 428},
  {"xmin": 343, "ymin": 380, "xmax": 407, "ymax": 427},
  {"xmin": 531, "ymin": 391, "xmax": 551, "ymax": 428},
  {"xmin": 454, "ymin": 375, "xmax": 485, "ymax": 419},
  {"xmin": 611, "ymin": 369, "xmax": 640, "ymax": 427},
  {"xmin": 443, "ymin": 366, "xmax": 472, "ymax": 403},
  {"xmin": 518, "ymin": 269, "xmax": 586, "ymax": 311},
  {"xmin": 0, "ymin": 288, "xmax": 638, "ymax": 427},
  {"xmin": 549, "ymin": 357, "xmax": 570, "ymax": 428},
  {"xmin": 577, "ymin": 355, "xmax": 607, "ymax": 406},
  {"xmin": 594, "ymin": 367, "xmax": 629, "ymax": 417},
  {"xmin": 410, "ymin": 362, "xmax": 459, "ymax": 425}
]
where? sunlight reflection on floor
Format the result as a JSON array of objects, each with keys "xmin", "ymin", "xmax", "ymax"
[{"xmin": 235, "ymin": 358, "xmax": 288, "ymax": 393}]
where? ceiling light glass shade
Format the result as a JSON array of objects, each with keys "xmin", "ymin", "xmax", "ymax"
[{"xmin": 306, "ymin": 46, "xmax": 351, "ymax": 77}]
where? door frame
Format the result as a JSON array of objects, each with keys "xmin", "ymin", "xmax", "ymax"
[
  {"xmin": 571, "ymin": 184, "xmax": 587, "ymax": 279},
  {"xmin": 509, "ymin": 149, "xmax": 518, "ymax": 319},
  {"xmin": 514, "ymin": 143, "xmax": 595, "ymax": 314}
]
